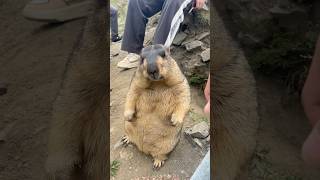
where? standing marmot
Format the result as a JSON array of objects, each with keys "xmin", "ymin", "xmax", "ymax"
[
  {"xmin": 122, "ymin": 44, "xmax": 191, "ymax": 169},
  {"xmin": 212, "ymin": 5, "xmax": 259, "ymax": 180},
  {"xmin": 45, "ymin": 5, "xmax": 107, "ymax": 180}
]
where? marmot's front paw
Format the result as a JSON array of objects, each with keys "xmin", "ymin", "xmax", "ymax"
[
  {"xmin": 170, "ymin": 114, "xmax": 182, "ymax": 126},
  {"xmin": 124, "ymin": 109, "xmax": 135, "ymax": 121}
]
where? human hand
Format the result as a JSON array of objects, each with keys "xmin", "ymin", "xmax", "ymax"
[
  {"xmin": 204, "ymin": 75, "xmax": 210, "ymax": 114},
  {"xmin": 302, "ymin": 120, "xmax": 320, "ymax": 167},
  {"xmin": 195, "ymin": 0, "xmax": 206, "ymax": 9}
]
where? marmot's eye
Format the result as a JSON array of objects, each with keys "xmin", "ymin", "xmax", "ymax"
[{"xmin": 159, "ymin": 50, "xmax": 166, "ymax": 58}]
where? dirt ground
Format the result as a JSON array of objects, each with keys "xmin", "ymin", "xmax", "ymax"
[
  {"xmin": 247, "ymin": 75, "xmax": 320, "ymax": 180},
  {"xmin": 0, "ymin": 0, "xmax": 86, "ymax": 179}
]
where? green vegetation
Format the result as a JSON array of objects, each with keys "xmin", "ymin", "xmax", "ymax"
[
  {"xmin": 110, "ymin": 160, "xmax": 120, "ymax": 177},
  {"xmin": 189, "ymin": 74, "xmax": 207, "ymax": 87},
  {"xmin": 249, "ymin": 31, "xmax": 317, "ymax": 93},
  {"xmin": 189, "ymin": 108, "xmax": 208, "ymax": 123}
]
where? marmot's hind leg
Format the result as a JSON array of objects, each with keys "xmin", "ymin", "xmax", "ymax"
[{"xmin": 152, "ymin": 154, "xmax": 167, "ymax": 170}]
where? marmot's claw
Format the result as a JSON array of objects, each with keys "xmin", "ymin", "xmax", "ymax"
[
  {"xmin": 153, "ymin": 159, "xmax": 164, "ymax": 170},
  {"xmin": 124, "ymin": 109, "xmax": 135, "ymax": 121},
  {"xmin": 121, "ymin": 135, "xmax": 130, "ymax": 146}
]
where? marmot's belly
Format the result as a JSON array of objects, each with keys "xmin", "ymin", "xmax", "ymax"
[{"xmin": 125, "ymin": 90, "xmax": 181, "ymax": 154}]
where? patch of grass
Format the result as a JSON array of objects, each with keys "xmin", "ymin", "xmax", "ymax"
[
  {"xmin": 249, "ymin": 31, "xmax": 317, "ymax": 93},
  {"xmin": 189, "ymin": 109, "xmax": 208, "ymax": 123},
  {"xmin": 189, "ymin": 75, "xmax": 207, "ymax": 87},
  {"xmin": 110, "ymin": 160, "xmax": 120, "ymax": 177}
]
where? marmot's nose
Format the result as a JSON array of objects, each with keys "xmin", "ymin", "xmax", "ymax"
[{"xmin": 147, "ymin": 68, "xmax": 159, "ymax": 78}]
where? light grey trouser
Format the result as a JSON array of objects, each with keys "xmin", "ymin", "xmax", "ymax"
[
  {"xmin": 110, "ymin": 5, "xmax": 119, "ymax": 39},
  {"xmin": 121, "ymin": 0, "xmax": 193, "ymax": 54},
  {"xmin": 190, "ymin": 150, "xmax": 210, "ymax": 180}
]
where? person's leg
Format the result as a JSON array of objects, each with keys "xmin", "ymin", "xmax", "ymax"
[
  {"xmin": 110, "ymin": 5, "xmax": 121, "ymax": 41},
  {"xmin": 121, "ymin": 0, "xmax": 164, "ymax": 54},
  {"xmin": 154, "ymin": 0, "xmax": 193, "ymax": 46},
  {"xmin": 190, "ymin": 150, "xmax": 210, "ymax": 180}
]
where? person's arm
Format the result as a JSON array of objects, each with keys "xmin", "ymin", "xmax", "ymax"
[
  {"xmin": 204, "ymin": 75, "xmax": 210, "ymax": 114},
  {"xmin": 302, "ymin": 36, "xmax": 320, "ymax": 126},
  {"xmin": 195, "ymin": 0, "xmax": 205, "ymax": 9}
]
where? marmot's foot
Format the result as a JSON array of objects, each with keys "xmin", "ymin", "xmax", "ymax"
[
  {"xmin": 121, "ymin": 135, "xmax": 131, "ymax": 146},
  {"xmin": 170, "ymin": 114, "xmax": 182, "ymax": 126},
  {"xmin": 124, "ymin": 109, "xmax": 135, "ymax": 121},
  {"xmin": 153, "ymin": 159, "xmax": 165, "ymax": 170}
]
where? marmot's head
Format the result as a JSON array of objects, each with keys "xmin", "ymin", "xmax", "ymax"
[{"xmin": 140, "ymin": 44, "xmax": 171, "ymax": 81}]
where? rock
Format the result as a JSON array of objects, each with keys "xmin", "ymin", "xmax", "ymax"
[
  {"xmin": 206, "ymin": 135, "xmax": 210, "ymax": 143},
  {"xmin": 200, "ymin": 48, "xmax": 210, "ymax": 62},
  {"xmin": 193, "ymin": 138, "xmax": 204, "ymax": 148},
  {"xmin": 185, "ymin": 40, "xmax": 203, "ymax": 51},
  {"xmin": 269, "ymin": 6, "xmax": 290, "ymax": 16},
  {"xmin": 195, "ymin": 32, "xmax": 210, "ymax": 41},
  {"xmin": 185, "ymin": 121, "xmax": 209, "ymax": 139},
  {"xmin": 0, "ymin": 82, "xmax": 7, "ymax": 96},
  {"xmin": 172, "ymin": 32, "xmax": 187, "ymax": 46},
  {"xmin": 269, "ymin": 5, "xmax": 308, "ymax": 30},
  {"xmin": 181, "ymin": 38, "xmax": 195, "ymax": 46},
  {"xmin": 237, "ymin": 32, "xmax": 261, "ymax": 46},
  {"xmin": 144, "ymin": 27, "xmax": 156, "ymax": 46}
]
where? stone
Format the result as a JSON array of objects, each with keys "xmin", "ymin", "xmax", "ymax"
[
  {"xmin": 237, "ymin": 32, "xmax": 261, "ymax": 46},
  {"xmin": 144, "ymin": 27, "xmax": 156, "ymax": 46},
  {"xmin": 193, "ymin": 138, "xmax": 204, "ymax": 148},
  {"xmin": 195, "ymin": 32, "xmax": 210, "ymax": 41},
  {"xmin": 269, "ymin": 6, "xmax": 290, "ymax": 16},
  {"xmin": 172, "ymin": 32, "xmax": 187, "ymax": 46},
  {"xmin": 206, "ymin": 135, "xmax": 210, "ymax": 143},
  {"xmin": 186, "ymin": 121, "xmax": 209, "ymax": 139},
  {"xmin": 185, "ymin": 40, "xmax": 203, "ymax": 51},
  {"xmin": 200, "ymin": 48, "xmax": 210, "ymax": 62},
  {"xmin": 269, "ymin": 5, "xmax": 308, "ymax": 30}
]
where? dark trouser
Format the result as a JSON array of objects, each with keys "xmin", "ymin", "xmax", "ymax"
[
  {"xmin": 110, "ymin": 5, "xmax": 119, "ymax": 39},
  {"xmin": 121, "ymin": 0, "xmax": 191, "ymax": 54}
]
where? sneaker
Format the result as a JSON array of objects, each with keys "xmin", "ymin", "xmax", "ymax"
[
  {"xmin": 22, "ymin": 0, "xmax": 94, "ymax": 22},
  {"xmin": 117, "ymin": 53, "xmax": 140, "ymax": 69},
  {"xmin": 112, "ymin": 35, "xmax": 122, "ymax": 42}
]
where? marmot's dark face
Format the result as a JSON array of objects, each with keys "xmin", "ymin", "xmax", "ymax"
[{"xmin": 140, "ymin": 44, "xmax": 170, "ymax": 81}]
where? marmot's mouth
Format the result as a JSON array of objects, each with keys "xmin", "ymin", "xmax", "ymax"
[{"xmin": 148, "ymin": 75, "xmax": 164, "ymax": 81}]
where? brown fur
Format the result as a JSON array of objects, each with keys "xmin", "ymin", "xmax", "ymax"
[
  {"xmin": 44, "ymin": 5, "xmax": 107, "ymax": 180},
  {"xmin": 212, "ymin": 6, "xmax": 259, "ymax": 180},
  {"xmin": 123, "ymin": 45, "xmax": 190, "ymax": 168}
]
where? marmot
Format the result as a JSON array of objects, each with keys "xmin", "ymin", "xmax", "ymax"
[
  {"xmin": 212, "ymin": 5, "xmax": 259, "ymax": 180},
  {"xmin": 122, "ymin": 44, "xmax": 191, "ymax": 169},
  {"xmin": 45, "ymin": 5, "xmax": 107, "ymax": 180}
]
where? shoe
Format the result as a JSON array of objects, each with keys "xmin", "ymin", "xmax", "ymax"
[
  {"xmin": 112, "ymin": 35, "xmax": 122, "ymax": 42},
  {"xmin": 22, "ymin": 0, "xmax": 93, "ymax": 23},
  {"xmin": 117, "ymin": 53, "xmax": 140, "ymax": 69}
]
